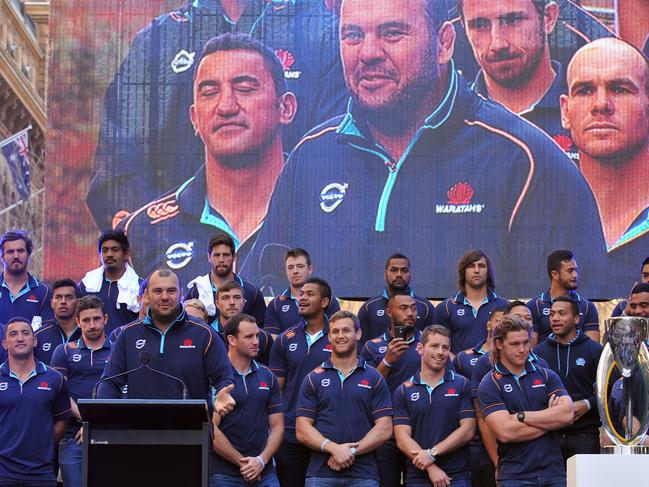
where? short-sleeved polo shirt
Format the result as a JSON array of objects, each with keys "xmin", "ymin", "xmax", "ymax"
[
  {"xmin": 264, "ymin": 288, "xmax": 340, "ymax": 336},
  {"xmin": 0, "ymin": 273, "xmax": 53, "ymax": 329},
  {"xmin": 34, "ymin": 319, "xmax": 82, "ymax": 365}
]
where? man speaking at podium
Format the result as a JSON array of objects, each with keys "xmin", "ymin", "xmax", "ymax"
[{"xmin": 97, "ymin": 268, "xmax": 235, "ymax": 411}]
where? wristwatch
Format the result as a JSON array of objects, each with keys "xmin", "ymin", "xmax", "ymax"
[
  {"xmin": 427, "ymin": 447, "xmax": 437, "ymax": 463},
  {"xmin": 349, "ymin": 447, "xmax": 358, "ymax": 456},
  {"xmin": 517, "ymin": 411, "xmax": 526, "ymax": 423}
]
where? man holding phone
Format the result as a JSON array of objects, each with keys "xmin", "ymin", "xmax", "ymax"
[{"xmin": 360, "ymin": 291, "xmax": 423, "ymax": 486}]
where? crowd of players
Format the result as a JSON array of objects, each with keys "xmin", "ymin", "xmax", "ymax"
[{"xmin": 2, "ymin": 227, "xmax": 649, "ymax": 487}]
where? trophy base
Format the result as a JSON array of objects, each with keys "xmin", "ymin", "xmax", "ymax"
[{"xmin": 602, "ymin": 445, "xmax": 649, "ymax": 454}]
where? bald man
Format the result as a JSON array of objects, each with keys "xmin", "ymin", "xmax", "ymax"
[{"xmin": 560, "ymin": 38, "xmax": 649, "ymax": 289}]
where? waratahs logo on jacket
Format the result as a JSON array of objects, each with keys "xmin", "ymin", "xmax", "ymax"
[
  {"xmin": 275, "ymin": 49, "xmax": 302, "ymax": 79},
  {"xmin": 436, "ymin": 182, "xmax": 485, "ymax": 215},
  {"xmin": 553, "ymin": 134, "xmax": 580, "ymax": 162}
]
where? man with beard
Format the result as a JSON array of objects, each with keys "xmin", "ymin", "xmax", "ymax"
[
  {"xmin": 393, "ymin": 325, "xmax": 476, "ymax": 487},
  {"xmin": 296, "ymin": 310, "xmax": 393, "ymax": 487},
  {"xmin": 242, "ymin": 0, "xmax": 605, "ymax": 299},
  {"xmin": 527, "ymin": 250, "xmax": 599, "ymax": 345},
  {"xmin": 51, "ymin": 296, "xmax": 112, "ymax": 487},
  {"xmin": 358, "ymin": 254, "xmax": 436, "ymax": 347},
  {"xmin": 264, "ymin": 248, "xmax": 340, "ymax": 338},
  {"xmin": 0, "ymin": 230, "xmax": 53, "ymax": 329},
  {"xmin": 268, "ymin": 277, "xmax": 335, "ymax": 487},
  {"xmin": 436, "ymin": 250, "xmax": 508, "ymax": 356},
  {"xmin": 560, "ymin": 38, "xmax": 649, "ymax": 287},
  {"xmin": 360, "ymin": 291, "xmax": 424, "ymax": 486},
  {"xmin": 79, "ymin": 230, "xmax": 142, "ymax": 336},
  {"xmin": 34, "ymin": 279, "xmax": 82, "ymax": 365},
  {"xmin": 185, "ymin": 234, "xmax": 266, "ymax": 326},
  {"xmin": 119, "ymin": 33, "xmax": 298, "ymax": 283},
  {"xmin": 460, "ymin": 0, "xmax": 579, "ymax": 160}
]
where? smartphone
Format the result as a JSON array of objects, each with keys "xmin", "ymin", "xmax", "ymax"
[{"xmin": 394, "ymin": 326, "xmax": 406, "ymax": 340}]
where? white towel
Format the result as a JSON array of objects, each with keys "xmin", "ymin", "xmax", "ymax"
[
  {"xmin": 81, "ymin": 264, "xmax": 141, "ymax": 313},
  {"xmin": 186, "ymin": 274, "xmax": 216, "ymax": 315}
]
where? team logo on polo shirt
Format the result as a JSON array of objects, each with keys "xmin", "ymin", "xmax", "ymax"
[
  {"xmin": 470, "ymin": 357, "xmax": 479, "ymax": 366},
  {"xmin": 436, "ymin": 182, "xmax": 485, "ymax": 214},
  {"xmin": 282, "ymin": 304, "xmax": 290, "ymax": 312},
  {"xmin": 532, "ymin": 379, "xmax": 545, "ymax": 388},
  {"xmin": 135, "ymin": 339, "xmax": 146, "ymax": 350},
  {"xmin": 504, "ymin": 384, "xmax": 513, "ymax": 393},
  {"xmin": 259, "ymin": 381, "xmax": 270, "ymax": 390},
  {"xmin": 576, "ymin": 357, "xmax": 586, "ymax": 367},
  {"xmin": 171, "ymin": 49, "xmax": 195, "ymax": 73},
  {"xmin": 321, "ymin": 378, "xmax": 331, "ymax": 387},
  {"xmin": 553, "ymin": 134, "xmax": 579, "ymax": 162},
  {"xmin": 444, "ymin": 387, "xmax": 459, "ymax": 397},
  {"xmin": 410, "ymin": 392, "xmax": 420, "ymax": 401},
  {"xmin": 543, "ymin": 308, "xmax": 550, "ymax": 316},
  {"xmin": 165, "ymin": 241, "xmax": 194, "ymax": 269},
  {"xmin": 377, "ymin": 309, "xmax": 385, "ymax": 317},
  {"xmin": 457, "ymin": 309, "xmax": 465, "ymax": 317},
  {"xmin": 72, "ymin": 354, "xmax": 82, "ymax": 363},
  {"xmin": 320, "ymin": 183, "xmax": 349, "ymax": 213},
  {"xmin": 324, "ymin": 344, "xmax": 332, "ymax": 352},
  {"xmin": 42, "ymin": 343, "xmax": 51, "ymax": 352},
  {"xmin": 180, "ymin": 338, "xmax": 196, "ymax": 349},
  {"xmin": 288, "ymin": 343, "xmax": 298, "ymax": 352},
  {"xmin": 27, "ymin": 294, "xmax": 39, "ymax": 303},
  {"xmin": 276, "ymin": 49, "xmax": 302, "ymax": 80},
  {"xmin": 378, "ymin": 346, "xmax": 387, "ymax": 354},
  {"xmin": 38, "ymin": 381, "xmax": 51, "ymax": 391},
  {"xmin": 0, "ymin": 382, "xmax": 7, "ymax": 391},
  {"xmin": 358, "ymin": 379, "xmax": 372, "ymax": 389}
]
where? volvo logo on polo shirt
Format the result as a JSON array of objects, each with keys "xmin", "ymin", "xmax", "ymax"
[
  {"xmin": 288, "ymin": 343, "xmax": 298, "ymax": 352},
  {"xmin": 444, "ymin": 387, "xmax": 459, "ymax": 397},
  {"xmin": 165, "ymin": 241, "xmax": 194, "ymax": 269},
  {"xmin": 377, "ymin": 309, "xmax": 385, "ymax": 317},
  {"xmin": 543, "ymin": 308, "xmax": 551, "ymax": 316},
  {"xmin": 358, "ymin": 379, "xmax": 372, "ymax": 389},
  {"xmin": 532, "ymin": 379, "xmax": 546, "ymax": 388},
  {"xmin": 378, "ymin": 346, "xmax": 387, "ymax": 354},
  {"xmin": 457, "ymin": 309, "xmax": 465, "ymax": 317},
  {"xmin": 180, "ymin": 338, "xmax": 196, "ymax": 349},
  {"xmin": 470, "ymin": 357, "xmax": 479, "ymax": 366},
  {"xmin": 37, "ymin": 381, "xmax": 52, "ymax": 391},
  {"xmin": 436, "ymin": 182, "xmax": 485, "ymax": 214},
  {"xmin": 276, "ymin": 49, "xmax": 302, "ymax": 80},
  {"xmin": 135, "ymin": 339, "xmax": 146, "ymax": 350},
  {"xmin": 321, "ymin": 378, "xmax": 331, "ymax": 387},
  {"xmin": 171, "ymin": 49, "xmax": 195, "ymax": 73},
  {"xmin": 42, "ymin": 343, "xmax": 51, "ymax": 352},
  {"xmin": 72, "ymin": 354, "xmax": 82, "ymax": 363},
  {"xmin": 282, "ymin": 304, "xmax": 290, "ymax": 312},
  {"xmin": 576, "ymin": 357, "xmax": 586, "ymax": 367},
  {"xmin": 319, "ymin": 182, "xmax": 349, "ymax": 213},
  {"xmin": 410, "ymin": 392, "xmax": 420, "ymax": 401},
  {"xmin": 504, "ymin": 384, "xmax": 513, "ymax": 393},
  {"xmin": 0, "ymin": 382, "xmax": 7, "ymax": 391}
]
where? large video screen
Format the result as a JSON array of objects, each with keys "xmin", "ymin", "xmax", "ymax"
[{"xmin": 45, "ymin": 0, "xmax": 649, "ymax": 298}]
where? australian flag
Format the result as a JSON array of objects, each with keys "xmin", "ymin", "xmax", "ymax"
[{"xmin": 0, "ymin": 128, "xmax": 31, "ymax": 200}]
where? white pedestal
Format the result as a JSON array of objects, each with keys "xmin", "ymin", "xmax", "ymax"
[{"xmin": 568, "ymin": 454, "xmax": 649, "ymax": 487}]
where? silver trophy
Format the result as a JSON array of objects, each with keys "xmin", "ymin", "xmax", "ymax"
[{"xmin": 596, "ymin": 316, "xmax": 649, "ymax": 453}]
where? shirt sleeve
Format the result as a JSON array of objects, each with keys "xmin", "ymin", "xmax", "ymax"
[
  {"xmin": 527, "ymin": 298, "xmax": 541, "ymax": 334},
  {"xmin": 422, "ymin": 300, "xmax": 436, "ymax": 328},
  {"xmin": 326, "ymin": 297, "xmax": 341, "ymax": 317},
  {"xmin": 435, "ymin": 300, "xmax": 451, "ymax": 329},
  {"xmin": 459, "ymin": 377, "xmax": 476, "ymax": 420},
  {"xmin": 477, "ymin": 373, "xmax": 507, "ymax": 418},
  {"xmin": 248, "ymin": 286, "xmax": 267, "ymax": 326},
  {"xmin": 392, "ymin": 385, "xmax": 411, "ymax": 426},
  {"xmin": 96, "ymin": 330, "xmax": 128, "ymax": 399},
  {"xmin": 295, "ymin": 373, "xmax": 318, "ymax": 420},
  {"xmin": 358, "ymin": 301, "xmax": 372, "ymax": 347},
  {"xmin": 53, "ymin": 372, "xmax": 72, "ymax": 420},
  {"xmin": 371, "ymin": 373, "xmax": 393, "ymax": 421},
  {"xmin": 205, "ymin": 327, "xmax": 235, "ymax": 392},
  {"xmin": 39, "ymin": 286, "xmax": 54, "ymax": 322},
  {"xmin": 264, "ymin": 299, "xmax": 282, "ymax": 335},
  {"xmin": 470, "ymin": 357, "xmax": 490, "ymax": 399},
  {"xmin": 582, "ymin": 301, "xmax": 600, "ymax": 333},
  {"xmin": 359, "ymin": 342, "xmax": 378, "ymax": 367},
  {"xmin": 268, "ymin": 334, "xmax": 288, "ymax": 378},
  {"xmin": 267, "ymin": 370, "xmax": 285, "ymax": 415},
  {"xmin": 452, "ymin": 353, "xmax": 463, "ymax": 376},
  {"xmin": 50, "ymin": 345, "xmax": 68, "ymax": 375},
  {"xmin": 543, "ymin": 368, "xmax": 569, "ymax": 399}
]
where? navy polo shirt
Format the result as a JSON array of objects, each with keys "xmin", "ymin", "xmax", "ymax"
[
  {"xmin": 357, "ymin": 289, "xmax": 435, "ymax": 346},
  {"xmin": 264, "ymin": 288, "xmax": 340, "ymax": 335},
  {"xmin": 210, "ymin": 318, "xmax": 274, "ymax": 366},
  {"xmin": 393, "ymin": 369, "xmax": 474, "ymax": 483},
  {"xmin": 527, "ymin": 290, "xmax": 599, "ymax": 341},
  {"xmin": 51, "ymin": 337, "xmax": 112, "ymax": 436},
  {"xmin": 0, "ymin": 323, "xmax": 5, "ymax": 365},
  {"xmin": 97, "ymin": 307, "xmax": 233, "ymax": 400},
  {"xmin": 213, "ymin": 360, "xmax": 284, "ymax": 476},
  {"xmin": 611, "ymin": 300, "xmax": 626, "ymax": 317},
  {"xmin": 360, "ymin": 329, "xmax": 422, "ymax": 392},
  {"xmin": 470, "ymin": 351, "xmax": 549, "ymax": 399},
  {"xmin": 34, "ymin": 319, "xmax": 82, "ymax": 365},
  {"xmin": 477, "ymin": 361, "xmax": 568, "ymax": 481},
  {"xmin": 296, "ymin": 358, "xmax": 393, "ymax": 480},
  {"xmin": 0, "ymin": 273, "xmax": 53, "ymax": 329},
  {"xmin": 436, "ymin": 291, "xmax": 509, "ymax": 354},
  {"xmin": 534, "ymin": 331, "xmax": 603, "ymax": 433},
  {"xmin": 185, "ymin": 273, "xmax": 266, "ymax": 326},
  {"xmin": 268, "ymin": 319, "xmax": 332, "ymax": 439},
  {"xmin": 0, "ymin": 360, "xmax": 71, "ymax": 481},
  {"xmin": 78, "ymin": 276, "xmax": 142, "ymax": 337}
]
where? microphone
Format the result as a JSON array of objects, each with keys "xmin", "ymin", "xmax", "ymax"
[
  {"xmin": 139, "ymin": 351, "xmax": 189, "ymax": 400},
  {"xmin": 92, "ymin": 360, "xmax": 146, "ymax": 399}
]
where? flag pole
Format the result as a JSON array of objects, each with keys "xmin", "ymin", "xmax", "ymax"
[{"xmin": 0, "ymin": 125, "xmax": 32, "ymax": 148}]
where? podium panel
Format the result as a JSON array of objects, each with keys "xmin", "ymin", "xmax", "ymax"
[{"xmin": 567, "ymin": 454, "xmax": 649, "ymax": 487}]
